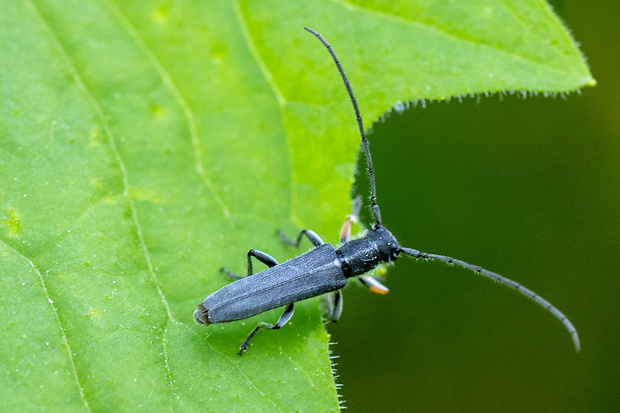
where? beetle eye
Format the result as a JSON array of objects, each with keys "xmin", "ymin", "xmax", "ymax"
[{"xmin": 391, "ymin": 248, "xmax": 400, "ymax": 260}]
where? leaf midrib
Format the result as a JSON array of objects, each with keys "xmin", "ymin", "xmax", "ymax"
[{"xmin": 26, "ymin": 0, "xmax": 177, "ymax": 409}]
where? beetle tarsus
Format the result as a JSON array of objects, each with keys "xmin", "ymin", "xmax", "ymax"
[{"xmin": 238, "ymin": 304, "xmax": 295, "ymax": 355}]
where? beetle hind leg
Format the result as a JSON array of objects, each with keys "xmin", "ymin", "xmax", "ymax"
[{"xmin": 238, "ymin": 303, "xmax": 295, "ymax": 355}]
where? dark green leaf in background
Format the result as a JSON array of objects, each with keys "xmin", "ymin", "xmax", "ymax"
[{"xmin": 0, "ymin": 0, "xmax": 593, "ymax": 411}]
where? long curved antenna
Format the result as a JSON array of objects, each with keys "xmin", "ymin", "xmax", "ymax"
[
  {"xmin": 304, "ymin": 27, "xmax": 382, "ymax": 225},
  {"xmin": 399, "ymin": 247, "xmax": 581, "ymax": 352}
]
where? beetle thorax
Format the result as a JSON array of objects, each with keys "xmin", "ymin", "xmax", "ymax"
[{"xmin": 335, "ymin": 225, "xmax": 401, "ymax": 278}]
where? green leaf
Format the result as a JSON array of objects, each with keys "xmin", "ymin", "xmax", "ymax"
[{"xmin": 0, "ymin": 0, "xmax": 593, "ymax": 411}]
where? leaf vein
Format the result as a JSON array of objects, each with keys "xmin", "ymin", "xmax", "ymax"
[
  {"xmin": 0, "ymin": 239, "xmax": 91, "ymax": 412},
  {"xmin": 25, "ymin": 1, "xmax": 177, "ymax": 408},
  {"xmin": 192, "ymin": 326, "xmax": 287, "ymax": 412},
  {"xmin": 232, "ymin": 0, "xmax": 299, "ymax": 226},
  {"xmin": 104, "ymin": 0, "xmax": 231, "ymax": 218},
  {"xmin": 333, "ymin": 0, "xmax": 584, "ymax": 81}
]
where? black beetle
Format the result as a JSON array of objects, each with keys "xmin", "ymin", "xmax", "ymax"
[{"xmin": 194, "ymin": 27, "xmax": 580, "ymax": 356}]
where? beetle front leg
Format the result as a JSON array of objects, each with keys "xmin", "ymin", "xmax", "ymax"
[
  {"xmin": 339, "ymin": 195, "xmax": 362, "ymax": 243},
  {"xmin": 221, "ymin": 249, "xmax": 278, "ymax": 280},
  {"xmin": 238, "ymin": 303, "xmax": 295, "ymax": 355},
  {"xmin": 360, "ymin": 275, "xmax": 389, "ymax": 294}
]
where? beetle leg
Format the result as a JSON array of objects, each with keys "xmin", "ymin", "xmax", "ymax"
[
  {"xmin": 326, "ymin": 290, "xmax": 344, "ymax": 322},
  {"xmin": 238, "ymin": 303, "xmax": 295, "ymax": 355},
  {"xmin": 221, "ymin": 249, "xmax": 278, "ymax": 280},
  {"xmin": 359, "ymin": 275, "xmax": 389, "ymax": 294},
  {"xmin": 339, "ymin": 216, "xmax": 354, "ymax": 244},
  {"xmin": 339, "ymin": 195, "xmax": 362, "ymax": 243},
  {"xmin": 278, "ymin": 229, "xmax": 324, "ymax": 247}
]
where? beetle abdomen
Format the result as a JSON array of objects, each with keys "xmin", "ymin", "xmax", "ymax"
[{"xmin": 203, "ymin": 244, "xmax": 346, "ymax": 324}]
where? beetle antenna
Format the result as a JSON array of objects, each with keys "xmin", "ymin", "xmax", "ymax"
[
  {"xmin": 304, "ymin": 27, "xmax": 382, "ymax": 225},
  {"xmin": 399, "ymin": 247, "xmax": 581, "ymax": 352}
]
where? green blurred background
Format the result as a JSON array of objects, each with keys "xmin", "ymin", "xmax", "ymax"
[{"xmin": 329, "ymin": 1, "xmax": 619, "ymax": 412}]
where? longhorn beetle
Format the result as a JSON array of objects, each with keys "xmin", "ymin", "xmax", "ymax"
[{"xmin": 194, "ymin": 27, "xmax": 580, "ymax": 355}]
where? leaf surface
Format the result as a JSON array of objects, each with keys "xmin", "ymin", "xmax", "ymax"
[{"xmin": 0, "ymin": 1, "xmax": 593, "ymax": 411}]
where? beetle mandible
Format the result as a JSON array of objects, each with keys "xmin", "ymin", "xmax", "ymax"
[{"xmin": 194, "ymin": 27, "xmax": 580, "ymax": 356}]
